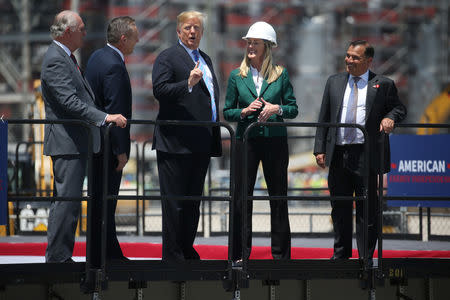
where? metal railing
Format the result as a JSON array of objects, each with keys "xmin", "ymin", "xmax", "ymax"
[
  {"xmin": 2, "ymin": 119, "xmax": 450, "ymax": 298},
  {"xmin": 377, "ymin": 123, "xmax": 450, "ymax": 275}
]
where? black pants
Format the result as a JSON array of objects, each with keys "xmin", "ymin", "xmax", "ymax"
[
  {"xmin": 232, "ymin": 136, "xmax": 291, "ymax": 260},
  {"xmin": 90, "ymin": 147, "xmax": 124, "ymax": 267},
  {"xmin": 328, "ymin": 144, "xmax": 379, "ymax": 259},
  {"xmin": 157, "ymin": 151, "xmax": 210, "ymax": 262}
]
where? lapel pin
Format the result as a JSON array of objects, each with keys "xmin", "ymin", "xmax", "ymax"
[{"xmin": 372, "ymin": 84, "xmax": 380, "ymax": 88}]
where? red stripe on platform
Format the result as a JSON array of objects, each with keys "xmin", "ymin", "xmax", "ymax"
[{"xmin": 1, "ymin": 243, "xmax": 449, "ymax": 259}]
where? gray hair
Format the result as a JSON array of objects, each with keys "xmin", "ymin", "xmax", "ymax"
[
  {"xmin": 50, "ymin": 10, "xmax": 78, "ymax": 39},
  {"xmin": 107, "ymin": 16, "xmax": 136, "ymax": 44}
]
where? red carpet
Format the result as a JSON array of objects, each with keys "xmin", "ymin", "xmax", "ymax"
[{"xmin": 1, "ymin": 242, "xmax": 450, "ymax": 259}]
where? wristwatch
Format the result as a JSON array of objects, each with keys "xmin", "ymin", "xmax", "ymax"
[{"xmin": 277, "ymin": 105, "xmax": 283, "ymax": 116}]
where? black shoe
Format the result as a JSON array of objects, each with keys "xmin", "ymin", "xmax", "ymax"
[
  {"xmin": 63, "ymin": 258, "xmax": 75, "ymax": 263},
  {"xmin": 107, "ymin": 256, "xmax": 129, "ymax": 262},
  {"xmin": 232, "ymin": 259, "xmax": 243, "ymax": 267},
  {"xmin": 330, "ymin": 255, "xmax": 349, "ymax": 261}
]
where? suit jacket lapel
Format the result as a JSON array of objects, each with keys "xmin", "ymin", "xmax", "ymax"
[
  {"xmin": 242, "ymin": 71, "xmax": 258, "ymax": 98},
  {"xmin": 365, "ymin": 71, "xmax": 379, "ymax": 121},
  {"xmin": 334, "ymin": 73, "xmax": 349, "ymax": 121},
  {"xmin": 176, "ymin": 43, "xmax": 210, "ymax": 92},
  {"xmin": 81, "ymin": 72, "xmax": 95, "ymax": 101},
  {"xmin": 176, "ymin": 43, "xmax": 195, "ymax": 69},
  {"xmin": 53, "ymin": 44, "xmax": 95, "ymax": 101},
  {"xmin": 259, "ymin": 79, "xmax": 269, "ymax": 99},
  {"xmin": 82, "ymin": 73, "xmax": 96, "ymax": 101}
]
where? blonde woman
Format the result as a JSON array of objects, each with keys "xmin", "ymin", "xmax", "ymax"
[{"xmin": 223, "ymin": 21, "xmax": 298, "ymax": 261}]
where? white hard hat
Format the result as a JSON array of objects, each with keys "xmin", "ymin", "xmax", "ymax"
[{"xmin": 242, "ymin": 21, "xmax": 277, "ymax": 47}]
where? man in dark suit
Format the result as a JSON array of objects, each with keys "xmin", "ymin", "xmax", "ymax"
[
  {"xmin": 152, "ymin": 10, "xmax": 222, "ymax": 262},
  {"xmin": 85, "ymin": 16, "xmax": 139, "ymax": 264},
  {"xmin": 314, "ymin": 40, "xmax": 407, "ymax": 260},
  {"xmin": 41, "ymin": 10, "xmax": 126, "ymax": 263}
]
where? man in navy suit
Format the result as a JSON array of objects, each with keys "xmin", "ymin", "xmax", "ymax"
[
  {"xmin": 152, "ymin": 10, "xmax": 222, "ymax": 262},
  {"xmin": 41, "ymin": 10, "xmax": 127, "ymax": 263},
  {"xmin": 314, "ymin": 40, "xmax": 407, "ymax": 260},
  {"xmin": 85, "ymin": 16, "xmax": 139, "ymax": 264}
]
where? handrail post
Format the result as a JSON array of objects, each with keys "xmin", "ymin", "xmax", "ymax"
[{"xmin": 377, "ymin": 133, "xmax": 386, "ymax": 283}]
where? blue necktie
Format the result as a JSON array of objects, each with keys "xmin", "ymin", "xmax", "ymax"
[{"xmin": 192, "ymin": 49, "xmax": 217, "ymax": 122}]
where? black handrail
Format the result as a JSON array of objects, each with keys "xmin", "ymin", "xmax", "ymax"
[
  {"xmin": 242, "ymin": 122, "xmax": 371, "ymax": 272},
  {"xmin": 101, "ymin": 119, "xmax": 236, "ymax": 271},
  {"xmin": 377, "ymin": 123, "xmax": 450, "ymax": 276},
  {"xmin": 6, "ymin": 118, "xmax": 96, "ymax": 285},
  {"xmin": 3, "ymin": 119, "xmax": 449, "ymax": 296}
]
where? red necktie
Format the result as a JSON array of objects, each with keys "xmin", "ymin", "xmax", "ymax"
[{"xmin": 70, "ymin": 54, "xmax": 83, "ymax": 75}]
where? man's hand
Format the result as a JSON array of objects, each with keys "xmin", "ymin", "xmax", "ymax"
[
  {"xmin": 188, "ymin": 61, "xmax": 203, "ymax": 88},
  {"xmin": 257, "ymin": 98, "xmax": 279, "ymax": 122},
  {"xmin": 116, "ymin": 153, "xmax": 128, "ymax": 171},
  {"xmin": 241, "ymin": 98, "xmax": 263, "ymax": 118},
  {"xmin": 315, "ymin": 153, "xmax": 326, "ymax": 169},
  {"xmin": 380, "ymin": 117, "xmax": 394, "ymax": 134},
  {"xmin": 106, "ymin": 114, "xmax": 127, "ymax": 128}
]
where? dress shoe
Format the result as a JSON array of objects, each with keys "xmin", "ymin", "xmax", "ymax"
[
  {"xmin": 330, "ymin": 255, "xmax": 349, "ymax": 261},
  {"xmin": 107, "ymin": 256, "xmax": 129, "ymax": 262},
  {"xmin": 63, "ymin": 258, "xmax": 75, "ymax": 263},
  {"xmin": 232, "ymin": 259, "xmax": 243, "ymax": 267}
]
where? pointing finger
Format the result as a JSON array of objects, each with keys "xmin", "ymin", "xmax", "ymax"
[{"xmin": 194, "ymin": 60, "xmax": 200, "ymax": 69}]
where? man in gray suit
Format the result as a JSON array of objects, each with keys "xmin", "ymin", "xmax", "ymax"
[
  {"xmin": 314, "ymin": 40, "xmax": 406, "ymax": 261},
  {"xmin": 41, "ymin": 10, "xmax": 127, "ymax": 263}
]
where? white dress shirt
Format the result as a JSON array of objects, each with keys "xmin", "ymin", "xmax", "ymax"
[
  {"xmin": 337, "ymin": 70, "xmax": 369, "ymax": 145},
  {"xmin": 250, "ymin": 65, "xmax": 264, "ymax": 96}
]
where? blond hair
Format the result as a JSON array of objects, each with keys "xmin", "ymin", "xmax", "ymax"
[
  {"xmin": 238, "ymin": 40, "xmax": 283, "ymax": 84},
  {"xmin": 177, "ymin": 11, "xmax": 205, "ymax": 29}
]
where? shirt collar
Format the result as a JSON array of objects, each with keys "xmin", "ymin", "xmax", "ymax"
[
  {"xmin": 250, "ymin": 65, "xmax": 262, "ymax": 77},
  {"xmin": 178, "ymin": 39, "xmax": 199, "ymax": 57},
  {"xmin": 107, "ymin": 43, "xmax": 124, "ymax": 61},
  {"xmin": 53, "ymin": 40, "xmax": 71, "ymax": 57},
  {"xmin": 349, "ymin": 70, "xmax": 369, "ymax": 83}
]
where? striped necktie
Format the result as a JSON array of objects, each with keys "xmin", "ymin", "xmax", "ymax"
[
  {"xmin": 192, "ymin": 49, "xmax": 217, "ymax": 122},
  {"xmin": 343, "ymin": 76, "xmax": 360, "ymax": 143}
]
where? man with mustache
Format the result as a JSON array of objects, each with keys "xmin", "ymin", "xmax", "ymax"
[{"xmin": 314, "ymin": 40, "xmax": 406, "ymax": 262}]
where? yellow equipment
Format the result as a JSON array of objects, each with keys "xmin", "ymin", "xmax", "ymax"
[{"xmin": 417, "ymin": 84, "xmax": 450, "ymax": 134}]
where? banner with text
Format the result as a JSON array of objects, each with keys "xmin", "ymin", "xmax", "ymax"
[
  {"xmin": 0, "ymin": 121, "xmax": 7, "ymax": 225},
  {"xmin": 387, "ymin": 134, "xmax": 450, "ymax": 207}
]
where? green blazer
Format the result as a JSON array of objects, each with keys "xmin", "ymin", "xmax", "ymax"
[{"xmin": 223, "ymin": 67, "xmax": 298, "ymax": 139}]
